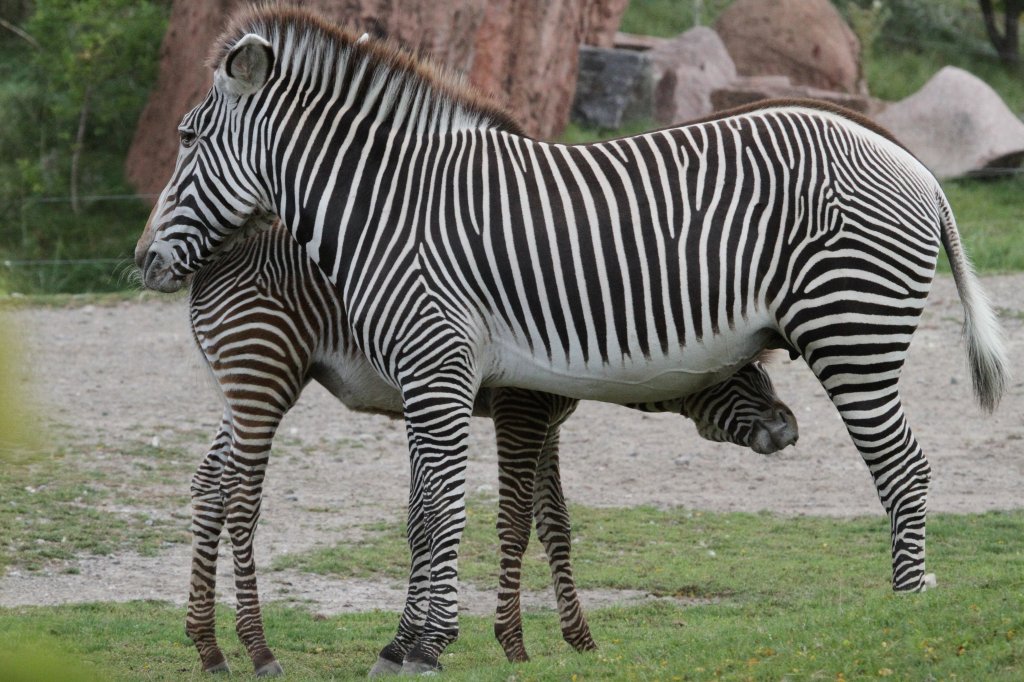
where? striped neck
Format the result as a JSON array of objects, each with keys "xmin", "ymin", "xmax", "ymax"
[{"xmin": 215, "ymin": 6, "xmax": 519, "ymax": 138}]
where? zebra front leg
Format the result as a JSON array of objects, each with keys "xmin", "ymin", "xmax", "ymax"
[
  {"xmin": 186, "ymin": 414, "xmax": 232, "ymax": 673},
  {"xmin": 222, "ymin": 439, "xmax": 284, "ymax": 676},
  {"xmin": 380, "ymin": 356, "xmax": 476, "ymax": 674},
  {"xmin": 532, "ymin": 426, "xmax": 598, "ymax": 653}
]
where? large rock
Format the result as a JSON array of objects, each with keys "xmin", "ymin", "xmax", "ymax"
[
  {"xmin": 583, "ymin": 0, "xmax": 631, "ymax": 47},
  {"xmin": 874, "ymin": 66, "xmax": 1024, "ymax": 179},
  {"xmin": 468, "ymin": 0, "xmax": 628, "ymax": 141},
  {"xmin": 126, "ymin": 0, "xmax": 630, "ymax": 198},
  {"xmin": 711, "ymin": 75, "xmax": 874, "ymax": 114},
  {"xmin": 572, "ymin": 46, "xmax": 653, "ymax": 129},
  {"xmin": 645, "ymin": 26, "xmax": 737, "ymax": 125},
  {"xmin": 715, "ymin": 0, "xmax": 864, "ymax": 95}
]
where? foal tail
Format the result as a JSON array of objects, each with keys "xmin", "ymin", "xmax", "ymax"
[{"xmin": 936, "ymin": 190, "xmax": 1009, "ymax": 413}]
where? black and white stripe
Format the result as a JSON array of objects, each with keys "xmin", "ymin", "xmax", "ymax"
[
  {"xmin": 181, "ymin": 222, "xmax": 796, "ymax": 673},
  {"xmin": 137, "ymin": 6, "xmax": 1008, "ymax": 673}
]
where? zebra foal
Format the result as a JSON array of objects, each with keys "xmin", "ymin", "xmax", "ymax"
[
  {"xmin": 181, "ymin": 221, "xmax": 796, "ymax": 674},
  {"xmin": 137, "ymin": 7, "xmax": 1008, "ymax": 673}
]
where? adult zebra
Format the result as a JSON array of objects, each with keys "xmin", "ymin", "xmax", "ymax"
[
  {"xmin": 136, "ymin": 6, "xmax": 1008, "ymax": 674},
  {"xmin": 180, "ymin": 220, "xmax": 797, "ymax": 675}
]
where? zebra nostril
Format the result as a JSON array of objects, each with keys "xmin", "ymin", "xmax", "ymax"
[{"xmin": 143, "ymin": 249, "xmax": 161, "ymax": 275}]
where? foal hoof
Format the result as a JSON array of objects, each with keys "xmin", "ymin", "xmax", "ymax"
[
  {"xmin": 255, "ymin": 660, "xmax": 284, "ymax": 677},
  {"xmin": 204, "ymin": 659, "xmax": 231, "ymax": 674},
  {"xmin": 368, "ymin": 655, "xmax": 403, "ymax": 678}
]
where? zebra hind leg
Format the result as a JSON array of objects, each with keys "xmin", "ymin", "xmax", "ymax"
[
  {"xmin": 186, "ymin": 415, "xmax": 232, "ymax": 673},
  {"xmin": 842, "ymin": 386, "xmax": 935, "ymax": 591},
  {"xmin": 806, "ymin": 347, "xmax": 935, "ymax": 591}
]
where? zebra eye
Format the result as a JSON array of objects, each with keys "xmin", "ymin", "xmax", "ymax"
[{"xmin": 179, "ymin": 130, "xmax": 198, "ymax": 148}]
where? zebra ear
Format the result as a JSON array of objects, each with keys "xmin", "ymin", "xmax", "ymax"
[{"xmin": 218, "ymin": 33, "xmax": 274, "ymax": 97}]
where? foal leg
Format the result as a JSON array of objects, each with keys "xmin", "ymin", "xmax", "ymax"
[
  {"xmin": 221, "ymin": 404, "xmax": 289, "ymax": 676},
  {"xmin": 490, "ymin": 389, "xmax": 555, "ymax": 662},
  {"xmin": 532, "ymin": 422, "xmax": 598, "ymax": 652},
  {"xmin": 490, "ymin": 389, "xmax": 594, "ymax": 660},
  {"xmin": 186, "ymin": 413, "xmax": 232, "ymax": 673}
]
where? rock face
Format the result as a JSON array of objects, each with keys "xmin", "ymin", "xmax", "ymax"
[
  {"xmin": 124, "ymin": 0, "xmax": 237, "ymax": 202},
  {"xmin": 126, "ymin": 0, "xmax": 629, "ymax": 198},
  {"xmin": 711, "ymin": 75, "xmax": 873, "ymax": 114},
  {"xmin": 583, "ymin": 0, "xmax": 630, "ymax": 47},
  {"xmin": 645, "ymin": 26, "xmax": 736, "ymax": 125},
  {"xmin": 874, "ymin": 66, "xmax": 1024, "ymax": 179},
  {"xmin": 572, "ymin": 46, "xmax": 653, "ymax": 129},
  {"xmin": 715, "ymin": 0, "xmax": 864, "ymax": 95},
  {"xmin": 468, "ymin": 0, "xmax": 627, "ymax": 141}
]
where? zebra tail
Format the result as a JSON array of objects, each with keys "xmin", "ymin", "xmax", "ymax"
[{"xmin": 936, "ymin": 189, "xmax": 1010, "ymax": 413}]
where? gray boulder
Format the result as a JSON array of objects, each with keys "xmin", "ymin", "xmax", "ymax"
[
  {"xmin": 647, "ymin": 26, "xmax": 737, "ymax": 125},
  {"xmin": 572, "ymin": 45, "xmax": 653, "ymax": 129},
  {"xmin": 875, "ymin": 66, "xmax": 1024, "ymax": 179}
]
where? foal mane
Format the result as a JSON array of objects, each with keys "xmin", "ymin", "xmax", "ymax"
[{"xmin": 209, "ymin": 4, "xmax": 524, "ymax": 136}]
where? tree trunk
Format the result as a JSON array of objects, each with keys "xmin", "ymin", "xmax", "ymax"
[
  {"xmin": 126, "ymin": 0, "xmax": 631, "ymax": 199},
  {"xmin": 980, "ymin": 0, "xmax": 1022, "ymax": 65},
  {"xmin": 70, "ymin": 87, "xmax": 90, "ymax": 216}
]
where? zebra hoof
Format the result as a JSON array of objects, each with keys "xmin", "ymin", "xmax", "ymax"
[
  {"xmin": 922, "ymin": 573, "xmax": 937, "ymax": 590},
  {"xmin": 204, "ymin": 659, "xmax": 231, "ymax": 674},
  {"xmin": 400, "ymin": 659, "xmax": 441, "ymax": 676},
  {"xmin": 255, "ymin": 660, "xmax": 284, "ymax": 677},
  {"xmin": 368, "ymin": 655, "xmax": 403, "ymax": 677}
]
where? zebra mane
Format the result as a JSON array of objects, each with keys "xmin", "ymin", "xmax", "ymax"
[{"xmin": 210, "ymin": 4, "xmax": 524, "ymax": 137}]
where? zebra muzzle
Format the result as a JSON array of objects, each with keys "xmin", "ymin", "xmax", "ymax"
[
  {"xmin": 142, "ymin": 243, "xmax": 185, "ymax": 293},
  {"xmin": 750, "ymin": 406, "xmax": 799, "ymax": 455}
]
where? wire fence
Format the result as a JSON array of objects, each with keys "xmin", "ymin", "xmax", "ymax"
[{"xmin": 2, "ymin": 1, "xmax": 1024, "ymax": 288}]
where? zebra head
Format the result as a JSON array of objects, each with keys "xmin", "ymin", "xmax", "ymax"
[
  {"xmin": 684, "ymin": 362, "xmax": 798, "ymax": 455},
  {"xmin": 136, "ymin": 32, "xmax": 277, "ymax": 292}
]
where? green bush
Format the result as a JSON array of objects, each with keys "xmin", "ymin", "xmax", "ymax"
[{"xmin": 0, "ymin": 0, "xmax": 167, "ymax": 294}]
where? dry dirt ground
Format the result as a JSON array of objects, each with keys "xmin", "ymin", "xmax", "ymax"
[{"xmin": 1, "ymin": 274, "xmax": 1021, "ymax": 617}]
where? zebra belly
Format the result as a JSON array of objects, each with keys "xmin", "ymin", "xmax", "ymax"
[
  {"xmin": 309, "ymin": 347, "xmax": 497, "ymax": 418},
  {"xmin": 310, "ymin": 349, "xmax": 404, "ymax": 418},
  {"xmin": 485, "ymin": 323, "xmax": 775, "ymax": 404}
]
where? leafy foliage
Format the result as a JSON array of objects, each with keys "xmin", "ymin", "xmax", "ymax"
[
  {"xmin": 0, "ymin": 0, "xmax": 167, "ymax": 293},
  {"xmin": 24, "ymin": 0, "xmax": 166, "ymax": 176}
]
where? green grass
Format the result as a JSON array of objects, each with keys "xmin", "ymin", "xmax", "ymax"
[
  {"xmin": 618, "ymin": 0, "xmax": 732, "ymax": 37},
  {"xmin": 2, "ymin": 509, "xmax": 1022, "ymax": 680},
  {"xmin": 0, "ymin": 443, "xmax": 191, "ymax": 572},
  {"xmin": 941, "ymin": 176, "xmax": 1024, "ymax": 273},
  {"xmin": 0, "ymin": 191, "xmax": 150, "ymax": 295},
  {"xmin": 274, "ymin": 500, "xmax": 1024, "ymax": 599}
]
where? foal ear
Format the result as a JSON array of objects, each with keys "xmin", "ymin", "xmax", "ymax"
[{"xmin": 218, "ymin": 33, "xmax": 274, "ymax": 97}]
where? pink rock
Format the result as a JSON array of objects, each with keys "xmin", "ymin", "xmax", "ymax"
[
  {"xmin": 874, "ymin": 66, "xmax": 1024, "ymax": 179},
  {"xmin": 646, "ymin": 26, "xmax": 737, "ymax": 125},
  {"xmin": 715, "ymin": 0, "xmax": 864, "ymax": 95}
]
